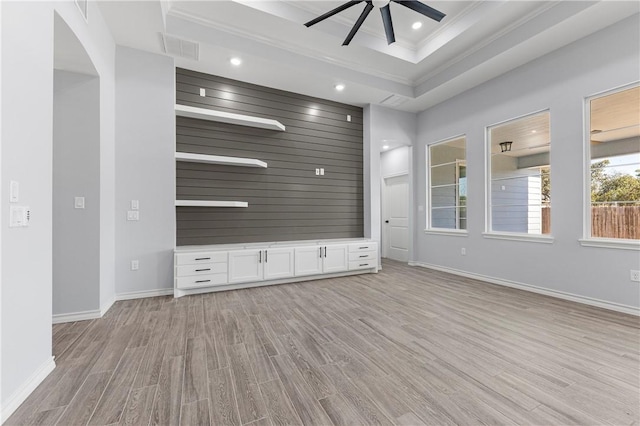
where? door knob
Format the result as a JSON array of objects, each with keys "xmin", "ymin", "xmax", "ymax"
[{"xmin": 385, "ymin": 220, "xmax": 389, "ymax": 223}]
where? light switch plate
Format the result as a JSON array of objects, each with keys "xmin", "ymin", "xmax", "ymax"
[
  {"xmin": 347, "ymin": 115, "xmax": 352, "ymax": 122},
  {"xmin": 9, "ymin": 205, "xmax": 29, "ymax": 227},
  {"xmin": 10, "ymin": 181, "xmax": 19, "ymax": 202},
  {"xmin": 315, "ymin": 168, "xmax": 320, "ymax": 176},
  {"xmin": 320, "ymin": 168, "xmax": 325, "ymax": 176},
  {"xmin": 199, "ymin": 88, "xmax": 206, "ymax": 97},
  {"xmin": 131, "ymin": 200, "xmax": 139, "ymax": 210},
  {"xmin": 74, "ymin": 197, "xmax": 85, "ymax": 209},
  {"xmin": 131, "ymin": 260, "xmax": 139, "ymax": 271},
  {"xmin": 127, "ymin": 211, "xmax": 139, "ymax": 221}
]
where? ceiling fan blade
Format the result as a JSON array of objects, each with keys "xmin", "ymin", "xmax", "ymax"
[
  {"xmin": 380, "ymin": 4, "xmax": 395, "ymax": 45},
  {"xmin": 304, "ymin": 1, "xmax": 363, "ymax": 27},
  {"xmin": 343, "ymin": 1, "xmax": 374, "ymax": 46},
  {"xmin": 392, "ymin": 0, "xmax": 445, "ymax": 22}
]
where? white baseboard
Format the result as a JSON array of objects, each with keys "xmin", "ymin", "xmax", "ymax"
[
  {"xmin": 100, "ymin": 295, "xmax": 116, "ymax": 316},
  {"xmin": 0, "ymin": 357, "xmax": 56, "ymax": 423},
  {"xmin": 409, "ymin": 261, "xmax": 640, "ymax": 316},
  {"xmin": 52, "ymin": 309, "xmax": 102, "ymax": 324},
  {"xmin": 116, "ymin": 288, "xmax": 173, "ymax": 301},
  {"xmin": 52, "ymin": 289, "xmax": 172, "ymax": 324}
]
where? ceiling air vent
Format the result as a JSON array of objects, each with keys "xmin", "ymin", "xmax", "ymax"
[
  {"xmin": 161, "ymin": 34, "xmax": 199, "ymax": 61},
  {"xmin": 379, "ymin": 94, "xmax": 408, "ymax": 107}
]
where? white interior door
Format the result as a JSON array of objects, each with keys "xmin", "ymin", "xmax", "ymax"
[{"xmin": 384, "ymin": 175, "xmax": 409, "ymax": 262}]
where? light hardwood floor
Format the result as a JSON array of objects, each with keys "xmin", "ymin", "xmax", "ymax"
[{"xmin": 7, "ymin": 260, "xmax": 640, "ymax": 425}]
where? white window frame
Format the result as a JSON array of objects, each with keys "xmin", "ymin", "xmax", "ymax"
[
  {"xmin": 580, "ymin": 82, "xmax": 640, "ymax": 251},
  {"xmin": 484, "ymin": 109, "xmax": 554, "ymax": 244},
  {"xmin": 425, "ymin": 135, "xmax": 468, "ymax": 236}
]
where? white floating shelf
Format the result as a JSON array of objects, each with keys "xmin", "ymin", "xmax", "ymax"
[
  {"xmin": 175, "ymin": 104, "xmax": 285, "ymax": 131},
  {"xmin": 175, "ymin": 200, "xmax": 249, "ymax": 208},
  {"xmin": 175, "ymin": 152, "xmax": 267, "ymax": 168}
]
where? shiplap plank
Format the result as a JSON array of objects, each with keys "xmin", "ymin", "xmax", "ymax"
[{"xmin": 176, "ymin": 69, "xmax": 363, "ymax": 246}]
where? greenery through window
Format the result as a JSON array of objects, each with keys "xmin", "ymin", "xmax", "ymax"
[
  {"xmin": 588, "ymin": 85, "xmax": 640, "ymax": 240},
  {"xmin": 488, "ymin": 111, "xmax": 551, "ymax": 235},
  {"xmin": 428, "ymin": 136, "xmax": 467, "ymax": 230}
]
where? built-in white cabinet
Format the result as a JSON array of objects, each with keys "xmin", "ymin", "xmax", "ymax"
[
  {"xmin": 348, "ymin": 243, "xmax": 378, "ymax": 271},
  {"xmin": 175, "ymin": 240, "xmax": 378, "ymax": 296},
  {"xmin": 228, "ymin": 247, "xmax": 295, "ymax": 284},
  {"xmin": 295, "ymin": 244, "xmax": 349, "ymax": 275},
  {"xmin": 175, "ymin": 251, "xmax": 228, "ymax": 290},
  {"xmin": 228, "ymin": 249, "xmax": 263, "ymax": 284},
  {"xmin": 263, "ymin": 248, "xmax": 295, "ymax": 280},
  {"xmin": 323, "ymin": 244, "xmax": 349, "ymax": 273},
  {"xmin": 294, "ymin": 246, "xmax": 324, "ymax": 277}
]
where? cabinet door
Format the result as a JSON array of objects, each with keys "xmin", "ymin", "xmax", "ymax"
[
  {"xmin": 228, "ymin": 249, "xmax": 263, "ymax": 284},
  {"xmin": 264, "ymin": 248, "xmax": 295, "ymax": 280},
  {"xmin": 294, "ymin": 246, "xmax": 323, "ymax": 277},
  {"xmin": 323, "ymin": 244, "xmax": 349, "ymax": 274}
]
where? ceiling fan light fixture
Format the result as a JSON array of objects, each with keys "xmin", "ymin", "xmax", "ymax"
[
  {"xmin": 304, "ymin": 0, "xmax": 445, "ymax": 46},
  {"xmin": 372, "ymin": 0, "xmax": 390, "ymax": 8}
]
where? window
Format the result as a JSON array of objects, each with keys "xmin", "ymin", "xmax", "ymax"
[
  {"xmin": 487, "ymin": 111, "xmax": 551, "ymax": 236},
  {"xmin": 587, "ymin": 84, "xmax": 639, "ymax": 241},
  {"xmin": 428, "ymin": 136, "xmax": 467, "ymax": 230}
]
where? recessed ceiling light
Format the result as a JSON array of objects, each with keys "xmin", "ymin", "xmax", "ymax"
[
  {"xmin": 531, "ymin": 130, "xmax": 537, "ymax": 134},
  {"xmin": 412, "ymin": 21, "xmax": 423, "ymax": 30},
  {"xmin": 382, "ymin": 145, "xmax": 390, "ymax": 150},
  {"xmin": 230, "ymin": 57, "xmax": 242, "ymax": 66},
  {"xmin": 335, "ymin": 84, "xmax": 345, "ymax": 91}
]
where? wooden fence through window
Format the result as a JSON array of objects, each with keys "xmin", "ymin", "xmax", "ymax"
[{"xmin": 541, "ymin": 206, "xmax": 640, "ymax": 239}]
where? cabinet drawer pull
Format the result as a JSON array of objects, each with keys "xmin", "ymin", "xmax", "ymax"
[
  {"xmin": 359, "ymin": 255, "xmax": 367, "ymax": 258},
  {"xmin": 195, "ymin": 268, "xmax": 211, "ymax": 272},
  {"xmin": 195, "ymin": 257, "xmax": 211, "ymax": 261},
  {"xmin": 359, "ymin": 263, "xmax": 368, "ymax": 267},
  {"xmin": 195, "ymin": 279, "xmax": 211, "ymax": 283}
]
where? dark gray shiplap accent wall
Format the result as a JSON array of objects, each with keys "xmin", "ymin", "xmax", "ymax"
[{"xmin": 176, "ymin": 68, "xmax": 364, "ymax": 245}]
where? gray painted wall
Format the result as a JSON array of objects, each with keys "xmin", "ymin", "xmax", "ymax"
[
  {"xmin": 175, "ymin": 68, "xmax": 364, "ymax": 245},
  {"xmin": 381, "ymin": 146, "xmax": 410, "ymax": 178},
  {"xmin": 53, "ymin": 70, "xmax": 100, "ymax": 315},
  {"xmin": 1, "ymin": 1, "xmax": 117, "ymax": 416},
  {"xmin": 368, "ymin": 106, "xmax": 417, "ymax": 264},
  {"xmin": 115, "ymin": 46, "xmax": 175, "ymax": 296},
  {"xmin": 415, "ymin": 14, "xmax": 640, "ymax": 309}
]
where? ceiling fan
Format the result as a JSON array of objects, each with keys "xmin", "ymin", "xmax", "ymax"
[{"xmin": 304, "ymin": 0, "xmax": 446, "ymax": 46}]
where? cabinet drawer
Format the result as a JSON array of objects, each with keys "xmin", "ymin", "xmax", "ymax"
[
  {"xmin": 176, "ymin": 251, "xmax": 227, "ymax": 265},
  {"xmin": 176, "ymin": 273, "xmax": 227, "ymax": 289},
  {"xmin": 177, "ymin": 263, "xmax": 227, "ymax": 277},
  {"xmin": 348, "ymin": 251, "xmax": 376, "ymax": 261},
  {"xmin": 349, "ymin": 260, "xmax": 377, "ymax": 271},
  {"xmin": 348, "ymin": 243, "xmax": 377, "ymax": 253}
]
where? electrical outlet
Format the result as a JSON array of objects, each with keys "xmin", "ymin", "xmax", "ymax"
[
  {"xmin": 131, "ymin": 260, "xmax": 139, "ymax": 271},
  {"xmin": 347, "ymin": 114, "xmax": 352, "ymax": 122},
  {"xmin": 461, "ymin": 248, "xmax": 466, "ymax": 256},
  {"xmin": 315, "ymin": 168, "xmax": 320, "ymax": 176},
  {"xmin": 631, "ymin": 270, "xmax": 640, "ymax": 282},
  {"xmin": 199, "ymin": 88, "xmax": 206, "ymax": 97},
  {"xmin": 127, "ymin": 211, "xmax": 139, "ymax": 221}
]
